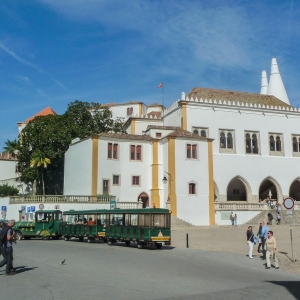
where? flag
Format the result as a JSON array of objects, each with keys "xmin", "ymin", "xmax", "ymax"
[{"xmin": 158, "ymin": 83, "xmax": 163, "ymax": 88}]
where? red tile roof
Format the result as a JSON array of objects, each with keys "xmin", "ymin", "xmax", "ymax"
[{"xmin": 24, "ymin": 107, "xmax": 57, "ymax": 123}]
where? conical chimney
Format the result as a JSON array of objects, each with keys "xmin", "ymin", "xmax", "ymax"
[
  {"xmin": 267, "ymin": 58, "xmax": 290, "ymax": 105},
  {"xmin": 260, "ymin": 70, "xmax": 268, "ymax": 95}
]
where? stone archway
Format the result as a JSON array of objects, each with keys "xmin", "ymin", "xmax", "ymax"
[
  {"xmin": 138, "ymin": 192, "xmax": 149, "ymax": 208},
  {"xmin": 226, "ymin": 176, "xmax": 251, "ymax": 201},
  {"xmin": 259, "ymin": 176, "xmax": 283, "ymax": 202},
  {"xmin": 289, "ymin": 178, "xmax": 300, "ymax": 201}
]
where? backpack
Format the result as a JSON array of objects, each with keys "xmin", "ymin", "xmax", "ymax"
[{"xmin": 0, "ymin": 225, "xmax": 11, "ymax": 246}]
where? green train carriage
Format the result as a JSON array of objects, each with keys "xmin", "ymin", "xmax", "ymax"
[
  {"xmin": 13, "ymin": 210, "xmax": 63, "ymax": 240},
  {"xmin": 61, "ymin": 208, "xmax": 171, "ymax": 249}
]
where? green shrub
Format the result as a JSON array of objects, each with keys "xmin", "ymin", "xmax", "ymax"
[{"xmin": 0, "ymin": 183, "xmax": 19, "ymax": 197}]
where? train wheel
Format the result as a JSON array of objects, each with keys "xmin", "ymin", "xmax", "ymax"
[
  {"xmin": 64, "ymin": 237, "xmax": 70, "ymax": 241},
  {"xmin": 42, "ymin": 236, "xmax": 50, "ymax": 240},
  {"xmin": 125, "ymin": 241, "xmax": 130, "ymax": 247},
  {"xmin": 102, "ymin": 237, "xmax": 107, "ymax": 243},
  {"xmin": 137, "ymin": 242, "xmax": 144, "ymax": 249},
  {"xmin": 108, "ymin": 239, "xmax": 114, "ymax": 246},
  {"xmin": 87, "ymin": 238, "xmax": 92, "ymax": 243},
  {"xmin": 155, "ymin": 243, "xmax": 162, "ymax": 249}
]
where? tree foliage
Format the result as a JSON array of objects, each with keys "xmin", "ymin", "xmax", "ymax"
[
  {"xmin": 3, "ymin": 139, "xmax": 18, "ymax": 157},
  {"xmin": 17, "ymin": 101, "xmax": 124, "ymax": 195},
  {"xmin": 0, "ymin": 183, "xmax": 19, "ymax": 197}
]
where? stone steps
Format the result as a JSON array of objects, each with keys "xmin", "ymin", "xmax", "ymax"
[
  {"xmin": 247, "ymin": 210, "xmax": 300, "ymax": 225},
  {"xmin": 171, "ymin": 216, "xmax": 195, "ymax": 228}
]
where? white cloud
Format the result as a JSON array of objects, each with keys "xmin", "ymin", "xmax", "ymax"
[{"xmin": 0, "ymin": 42, "xmax": 69, "ymax": 92}]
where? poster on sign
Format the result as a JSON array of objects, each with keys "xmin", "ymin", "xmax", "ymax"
[
  {"xmin": 21, "ymin": 206, "xmax": 26, "ymax": 212},
  {"xmin": 27, "ymin": 207, "xmax": 31, "ymax": 213},
  {"xmin": 31, "ymin": 206, "xmax": 36, "ymax": 213},
  {"xmin": 1, "ymin": 206, "xmax": 7, "ymax": 211}
]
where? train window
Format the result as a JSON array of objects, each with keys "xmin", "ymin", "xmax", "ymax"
[
  {"xmin": 37, "ymin": 213, "xmax": 50, "ymax": 222},
  {"xmin": 138, "ymin": 214, "xmax": 150, "ymax": 227},
  {"xmin": 110, "ymin": 214, "xmax": 123, "ymax": 225},
  {"xmin": 125, "ymin": 214, "xmax": 130, "ymax": 226},
  {"xmin": 165, "ymin": 214, "xmax": 170, "ymax": 227},
  {"xmin": 130, "ymin": 214, "xmax": 138, "ymax": 226},
  {"xmin": 152, "ymin": 214, "xmax": 165, "ymax": 227},
  {"xmin": 54, "ymin": 213, "xmax": 62, "ymax": 221}
]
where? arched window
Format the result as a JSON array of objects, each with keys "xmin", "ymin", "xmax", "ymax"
[
  {"xmin": 245, "ymin": 133, "xmax": 251, "ymax": 153},
  {"xmin": 276, "ymin": 136, "xmax": 281, "ymax": 151},
  {"xmin": 227, "ymin": 133, "xmax": 233, "ymax": 149},
  {"xmin": 200, "ymin": 130, "xmax": 206, "ymax": 137},
  {"xmin": 292, "ymin": 137, "xmax": 298, "ymax": 152},
  {"xmin": 220, "ymin": 132, "xmax": 226, "ymax": 148},
  {"xmin": 252, "ymin": 134, "xmax": 258, "ymax": 154},
  {"xmin": 189, "ymin": 183, "xmax": 196, "ymax": 195},
  {"xmin": 270, "ymin": 135, "xmax": 275, "ymax": 151},
  {"xmin": 193, "ymin": 130, "xmax": 199, "ymax": 135}
]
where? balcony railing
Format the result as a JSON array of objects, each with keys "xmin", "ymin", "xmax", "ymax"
[
  {"xmin": 215, "ymin": 202, "xmax": 268, "ymax": 211},
  {"xmin": 9, "ymin": 195, "xmax": 116, "ymax": 204}
]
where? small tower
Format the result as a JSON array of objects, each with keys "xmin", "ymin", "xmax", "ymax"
[
  {"xmin": 260, "ymin": 70, "xmax": 268, "ymax": 95},
  {"xmin": 267, "ymin": 58, "xmax": 290, "ymax": 105}
]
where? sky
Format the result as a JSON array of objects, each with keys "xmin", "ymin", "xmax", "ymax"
[{"xmin": 0, "ymin": 0, "xmax": 299, "ymax": 149}]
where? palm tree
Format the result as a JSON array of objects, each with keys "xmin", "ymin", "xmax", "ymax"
[
  {"xmin": 30, "ymin": 152, "xmax": 51, "ymax": 195},
  {"xmin": 3, "ymin": 139, "xmax": 18, "ymax": 157}
]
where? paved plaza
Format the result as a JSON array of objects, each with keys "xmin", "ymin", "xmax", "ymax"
[
  {"xmin": 0, "ymin": 232, "xmax": 299, "ymax": 300},
  {"xmin": 171, "ymin": 224, "xmax": 300, "ymax": 274}
]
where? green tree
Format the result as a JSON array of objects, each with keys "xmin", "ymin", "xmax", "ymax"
[
  {"xmin": 17, "ymin": 100, "xmax": 124, "ymax": 195},
  {"xmin": 0, "ymin": 183, "xmax": 19, "ymax": 197},
  {"xmin": 30, "ymin": 152, "xmax": 51, "ymax": 195},
  {"xmin": 3, "ymin": 139, "xmax": 18, "ymax": 157}
]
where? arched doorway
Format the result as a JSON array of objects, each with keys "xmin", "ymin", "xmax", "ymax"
[
  {"xmin": 138, "ymin": 192, "xmax": 149, "ymax": 208},
  {"xmin": 259, "ymin": 177, "xmax": 282, "ymax": 201},
  {"xmin": 227, "ymin": 176, "xmax": 250, "ymax": 201},
  {"xmin": 289, "ymin": 178, "xmax": 300, "ymax": 201}
]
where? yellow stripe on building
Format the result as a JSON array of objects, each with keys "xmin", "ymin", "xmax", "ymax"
[
  {"xmin": 131, "ymin": 119, "xmax": 136, "ymax": 134},
  {"xmin": 151, "ymin": 140, "xmax": 160, "ymax": 208}
]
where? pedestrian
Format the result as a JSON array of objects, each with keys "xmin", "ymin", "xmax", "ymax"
[
  {"xmin": 275, "ymin": 202, "xmax": 280, "ymax": 214},
  {"xmin": 230, "ymin": 212, "xmax": 234, "ymax": 226},
  {"xmin": 259, "ymin": 221, "xmax": 269, "ymax": 260},
  {"xmin": 234, "ymin": 214, "xmax": 237, "ymax": 226},
  {"xmin": 267, "ymin": 212, "xmax": 273, "ymax": 225},
  {"xmin": 265, "ymin": 231, "xmax": 279, "ymax": 269},
  {"xmin": 257, "ymin": 224, "xmax": 262, "ymax": 253},
  {"xmin": 276, "ymin": 213, "xmax": 281, "ymax": 225},
  {"xmin": 0, "ymin": 222, "xmax": 5, "ymax": 258},
  {"xmin": 0, "ymin": 219, "xmax": 16, "ymax": 275},
  {"xmin": 246, "ymin": 226, "xmax": 254, "ymax": 259}
]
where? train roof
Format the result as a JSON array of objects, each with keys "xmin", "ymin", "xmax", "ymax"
[{"xmin": 62, "ymin": 208, "xmax": 170, "ymax": 215}]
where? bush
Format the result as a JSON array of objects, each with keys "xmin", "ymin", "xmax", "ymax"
[{"xmin": 0, "ymin": 183, "xmax": 19, "ymax": 197}]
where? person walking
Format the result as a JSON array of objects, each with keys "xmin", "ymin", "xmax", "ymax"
[
  {"xmin": 0, "ymin": 219, "xmax": 16, "ymax": 275},
  {"xmin": 265, "ymin": 231, "xmax": 279, "ymax": 269},
  {"xmin": 230, "ymin": 212, "xmax": 234, "ymax": 226},
  {"xmin": 257, "ymin": 224, "xmax": 262, "ymax": 253},
  {"xmin": 276, "ymin": 213, "xmax": 281, "ymax": 225},
  {"xmin": 267, "ymin": 212, "xmax": 273, "ymax": 225},
  {"xmin": 259, "ymin": 221, "xmax": 269, "ymax": 260},
  {"xmin": 0, "ymin": 222, "xmax": 5, "ymax": 258},
  {"xmin": 234, "ymin": 214, "xmax": 237, "ymax": 226},
  {"xmin": 246, "ymin": 226, "xmax": 254, "ymax": 259}
]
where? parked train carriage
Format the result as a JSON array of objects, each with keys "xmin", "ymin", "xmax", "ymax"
[
  {"xmin": 61, "ymin": 210, "xmax": 107, "ymax": 243},
  {"xmin": 13, "ymin": 210, "xmax": 63, "ymax": 240},
  {"xmin": 105, "ymin": 208, "xmax": 171, "ymax": 249}
]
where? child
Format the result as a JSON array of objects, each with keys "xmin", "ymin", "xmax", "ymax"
[{"xmin": 276, "ymin": 212, "xmax": 281, "ymax": 225}]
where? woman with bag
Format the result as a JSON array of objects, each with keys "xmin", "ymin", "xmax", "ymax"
[{"xmin": 246, "ymin": 226, "xmax": 254, "ymax": 259}]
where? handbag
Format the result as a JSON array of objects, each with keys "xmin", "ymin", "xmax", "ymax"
[{"xmin": 253, "ymin": 236, "xmax": 258, "ymax": 244}]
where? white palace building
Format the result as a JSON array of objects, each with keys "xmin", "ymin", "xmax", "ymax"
[{"xmin": 61, "ymin": 58, "xmax": 300, "ymax": 226}]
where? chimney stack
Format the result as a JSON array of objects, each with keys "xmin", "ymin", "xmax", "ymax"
[
  {"xmin": 260, "ymin": 70, "xmax": 268, "ymax": 95},
  {"xmin": 267, "ymin": 58, "xmax": 290, "ymax": 105}
]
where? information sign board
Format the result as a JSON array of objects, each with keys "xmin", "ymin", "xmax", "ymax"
[{"xmin": 110, "ymin": 199, "xmax": 116, "ymax": 209}]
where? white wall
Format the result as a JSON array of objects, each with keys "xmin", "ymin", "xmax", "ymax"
[
  {"xmin": 133, "ymin": 119, "xmax": 163, "ymax": 135},
  {"xmin": 64, "ymin": 138, "xmax": 93, "ymax": 195},
  {"xmin": 109, "ymin": 103, "xmax": 141, "ymax": 120},
  {"xmin": 97, "ymin": 138, "xmax": 153, "ymax": 203},
  {"xmin": 175, "ymin": 139, "xmax": 210, "ymax": 225},
  {"xmin": 0, "ymin": 160, "xmax": 17, "ymax": 181}
]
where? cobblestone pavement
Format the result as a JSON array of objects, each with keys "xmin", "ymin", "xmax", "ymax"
[{"xmin": 171, "ymin": 224, "xmax": 300, "ymax": 274}]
